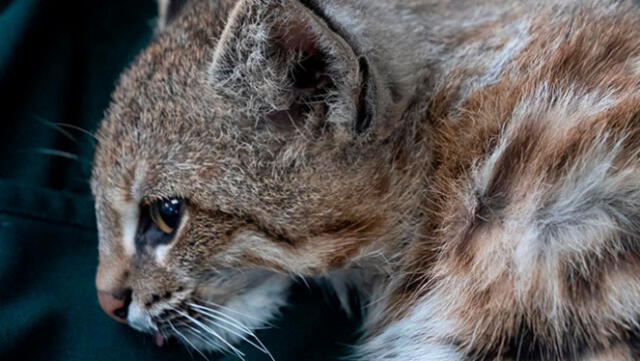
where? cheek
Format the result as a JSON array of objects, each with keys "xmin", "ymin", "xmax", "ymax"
[
  {"xmin": 170, "ymin": 212, "xmax": 243, "ymax": 263},
  {"xmin": 170, "ymin": 209, "xmax": 328, "ymax": 274}
]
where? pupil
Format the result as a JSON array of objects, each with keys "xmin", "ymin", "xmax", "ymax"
[{"xmin": 160, "ymin": 198, "xmax": 182, "ymax": 229}]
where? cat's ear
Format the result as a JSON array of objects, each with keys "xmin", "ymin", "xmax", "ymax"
[
  {"xmin": 209, "ymin": 0, "xmax": 380, "ymax": 134},
  {"xmin": 157, "ymin": 0, "xmax": 188, "ymax": 31}
]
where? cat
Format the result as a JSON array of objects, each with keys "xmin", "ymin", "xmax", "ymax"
[{"xmin": 92, "ymin": 0, "xmax": 640, "ymax": 360}]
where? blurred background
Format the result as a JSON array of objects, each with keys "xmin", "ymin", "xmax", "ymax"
[{"xmin": 0, "ymin": 0, "xmax": 359, "ymax": 360}]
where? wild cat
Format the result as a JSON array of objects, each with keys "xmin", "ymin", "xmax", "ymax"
[{"xmin": 92, "ymin": 0, "xmax": 640, "ymax": 360}]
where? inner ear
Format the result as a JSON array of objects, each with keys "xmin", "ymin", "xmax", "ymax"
[
  {"xmin": 279, "ymin": 42, "xmax": 372, "ymax": 134},
  {"xmin": 271, "ymin": 20, "xmax": 374, "ymax": 132},
  {"xmin": 274, "ymin": 22, "xmax": 334, "ymax": 94},
  {"xmin": 210, "ymin": 0, "xmax": 380, "ymax": 134},
  {"xmin": 290, "ymin": 50, "xmax": 333, "ymax": 92}
]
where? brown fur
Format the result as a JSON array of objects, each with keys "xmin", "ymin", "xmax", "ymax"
[{"xmin": 93, "ymin": 0, "xmax": 640, "ymax": 360}]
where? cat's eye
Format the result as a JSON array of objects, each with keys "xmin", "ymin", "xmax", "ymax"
[{"xmin": 149, "ymin": 198, "xmax": 184, "ymax": 234}]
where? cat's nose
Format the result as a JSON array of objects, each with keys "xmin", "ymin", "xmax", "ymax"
[{"xmin": 97, "ymin": 288, "xmax": 132, "ymax": 324}]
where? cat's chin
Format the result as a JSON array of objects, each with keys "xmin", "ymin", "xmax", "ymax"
[{"xmin": 172, "ymin": 273, "xmax": 291, "ymax": 354}]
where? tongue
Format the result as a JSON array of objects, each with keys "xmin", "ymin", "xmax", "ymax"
[{"xmin": 155, "ymin": 333, "xmax": 165, "ymax": 347}]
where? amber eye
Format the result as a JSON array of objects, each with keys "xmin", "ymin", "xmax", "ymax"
[{"xmin": 149, "ymin": 198, "xmax": 184, "ymax": 234}]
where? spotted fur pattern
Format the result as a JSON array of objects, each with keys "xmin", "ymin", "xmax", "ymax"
[{"xmin": 93, "ymin": 0, "xmax": 640, "ymax": 360}]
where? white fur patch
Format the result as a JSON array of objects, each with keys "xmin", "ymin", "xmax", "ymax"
[
  {"xmin": 105, "ymin": 186, "xmax": 138, "ymax": 257},
  {"xmin": 119, "ymin": 203, "xmax": 139, "ymax": 257},
  {"xmin": 128, "ymin": 302, "xmax": 157, "ymax": 333},
  {"xmin": 112, "ymin": 162, "xmax": 147, "ymax": 257},
  {"xmin": 184, "ymin": 274, "xmax": 291, "ymax": 356},
  {"xmin": 511, "ymin": 84, "xmax": 622, "ymax": 128},
  {"xmin": 356, "ymin": 293, "xmax": 464, "ymax": 361}
]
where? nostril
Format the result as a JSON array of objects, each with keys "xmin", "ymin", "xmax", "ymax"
[
  {"xmin": 98, "ymin": 288, "xmax": 132, "ymax": 324},
  {"xmin": 112, "ymin": 289, "xmax": 132, "ymax": 320},
  {"xmin": 113, "ymin": 307, "xmax": 127, "ymax": 320}
]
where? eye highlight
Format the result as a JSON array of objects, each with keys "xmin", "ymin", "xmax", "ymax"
[{"xmin": 149, "ymin": 198, "xmax": 184, "ymax": 234}]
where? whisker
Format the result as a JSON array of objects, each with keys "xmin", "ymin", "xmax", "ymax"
[
  {"xmin": 185, "ymin": 328, "xmax": 226, "ymax": 361},
  {"xmin": 195, "ymin": 311, "xmax": 268, "ymax": 353},
  {"xmin": 189, "ymin": 303, "xmax": 254, "ymax": 333},
  {"xmin": 296, "ymin": 274, "xmax": 311, "ymax": 290},
  {"xmin": 175, "ymin": 309, "xmax": 246, "ymax": 361},
  {"xmin": 189, "ymin": 302, "xmax": 275, "ymax": 361},
  {"xmin": 173, "ymin": 319, "xmax": 238, "ymax": 360},
  {"xmin": 194, "ymin": 298, "xmax": 275, "ymax": 326},
  {"xmin": 168, "ymin": 319, "xmax": 208, "ymax": 361},
  {"xmin": 32, "ymin": 148, "xmax": 79, "ymax": 161},
  {"xmin": 190, "ymin": 304, "xmax": 274, "ymax": 360},
  {"xmin": 56, "ymin": 122, "xmax": 98, "ymax": 143},
  {"xmin": 28, "ymin": 148, "xmax": 93, "ymax": 166},
  {"xmin": 35, "ymin": 116, "xmax": 78, "ymax": 143}
]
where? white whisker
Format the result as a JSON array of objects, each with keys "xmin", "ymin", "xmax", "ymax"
[
  {"xmin": 168, "ymin": 319, "xmax": 209, "ymax": 361},
  {"xmin": 175, "ymin": 309, "xmax": 246, "ymax": 361},
  {"xmin": 190, "ymin": 304, "xmax": 275, "ymax": 360},
  {"xmin": 194, "ymin": 297, "xmax": 275, "ymax": 326},
  {"xmin": 197, "ymin": 312, "xmax": 271, "ymax": 356},
  {"xmin": 172, "ymin": 319, "xmax": 233, "ymax": 359},
  {"xmin": 56, "ymin": 122, "xmax": 98, "ymax": 142},
  {"xmin": 189, "ymin": 303, "xmax": 254, "ymax": 333}
]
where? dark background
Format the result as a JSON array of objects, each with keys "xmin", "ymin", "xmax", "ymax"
[{"xmin": 0, "ymin": 0, "xmax": 360, "ymax": 360}]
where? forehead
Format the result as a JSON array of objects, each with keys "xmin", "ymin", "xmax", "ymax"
[{"xmin": 92, "ymin": 2, "xmax": 234, "ymax": 196}]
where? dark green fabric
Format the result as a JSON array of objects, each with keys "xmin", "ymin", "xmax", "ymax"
[{"xmin": 0, "ymin": 0, "xmax": 359, "ymax": 360}]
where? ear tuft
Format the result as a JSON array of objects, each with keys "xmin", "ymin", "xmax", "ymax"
[{"xmin": 157, "ymin": 0, "xmax": 188, "ymax": 31}]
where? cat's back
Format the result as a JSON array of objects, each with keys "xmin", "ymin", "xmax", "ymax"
[{"xmin": 374, "ymin": 1, "xmax": 640, "ymax": 360}]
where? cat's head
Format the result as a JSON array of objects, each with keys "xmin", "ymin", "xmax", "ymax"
[{"xmin": 92, "ymin": 0, "xmax": 424, "ymax": 351}]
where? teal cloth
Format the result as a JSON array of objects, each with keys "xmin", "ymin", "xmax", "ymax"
[{"xmin": 0, "ymin": 0, "xmax": 359, "ymax": 360}]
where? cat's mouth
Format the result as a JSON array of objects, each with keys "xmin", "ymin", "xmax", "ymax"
[
  {"xmin": 151, "ymin": 298, "xmax": 259, "ymax": 355},
  {"xmin": 142, "ymin": 297, "xmax": 278, "ymax": 359},
  {"xmin": 126, "ymin": 274, "xmax": 291, "ymax": 357}
]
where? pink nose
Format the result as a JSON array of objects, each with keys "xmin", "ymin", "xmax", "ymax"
[{"xmin": 97, "ymin": 289, "xmax": 131, "ymax": 324}]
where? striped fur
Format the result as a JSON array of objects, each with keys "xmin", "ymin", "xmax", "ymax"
[{"xmin": 93, "ymin": 0, "xmax": 640, "ymax": 360}]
